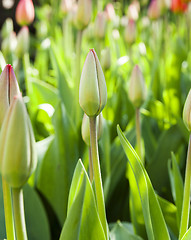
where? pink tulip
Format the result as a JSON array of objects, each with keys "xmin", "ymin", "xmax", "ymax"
[{"xmin": 15, "ymin": 0, "xmax": 35, "ymax": 26}]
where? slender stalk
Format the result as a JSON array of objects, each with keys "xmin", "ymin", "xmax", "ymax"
[
  {"xmin": 75, "ymin": 30, "xmax": 83, "ymax": 125},
  {"xmin": 89, "ymin": 116, "xmax": 108, "ymax": 239},
  {"xmin": 12, "ymin": 188, "xmax": 28, "ymax": 240},
  {"xmin": 136, "ymin": 108, "xmax": 142, "ymax": 161},
  {"xmin": 2, "ymin": 178, "xmax": 16, "ymax": 240},
  {"xmin": 89, "ymin": 146, "xmax": 93, "ymax": 183},
  {"xmin": 179, "ymin": 135, "xmax": 191, "ymax": 239}
]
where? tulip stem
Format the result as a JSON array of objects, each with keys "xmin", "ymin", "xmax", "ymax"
[
  {"xmin": 2, "ymin": 178, "xmax": 16, "ymax": 240},
  {"xmin": 135, "ymin": 108, "xmax": 142, "ymax": 161},
  {"xmin": 75, "ymin": 30, "xmax": 83, "ymax": 125},
  {"xmin": 89, "ymin": 146, "xmax": 93, "ymax": 183},
  {"xmin": 179, "ymin": 134, "xmax": 191, "ymax": 239},
  {"xmin": 12, "ymin": 188, "xmax": 28, "ymax": 240},
  {"xmin": 89, "ymin": 116, "xmax": 108, "ymax": 239}
]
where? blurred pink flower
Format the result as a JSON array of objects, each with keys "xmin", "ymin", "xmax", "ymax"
[{"xmin": 15, "ymin": 0, "xmax": 35, "ymax": 26}]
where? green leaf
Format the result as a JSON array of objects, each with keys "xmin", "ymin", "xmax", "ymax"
[
  {"xmin": 181, "ymin": 227, "xmax": 191, "ymax": 240},
  {"xmin": 168, "ymin": 153, "xmax": 184, "ymax": 228},
  {"xmin": 110, "ymin": 221, "xmax": 143, "ymax": 240},
  {"xmin": 117, "ymin": 125, "xmax": 170, "ymax": 240},
  {"xmin": 36, "ymin": 102, "xmax": 79, "ymax": 225},
  {"xmin": 59, "ymin": 159, "xmax": 106, "ymax": 240}
]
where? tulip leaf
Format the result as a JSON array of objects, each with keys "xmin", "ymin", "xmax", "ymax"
[
  {"xmin": 181, "ymin": 227, "xmax": 191, "ymax": 240},
  {"xmin": 168, "ymin": 153, "xmax": 184, "ymax": 228},
  {"xmin": 36, "ymin": 102, "xmax": 79, "ymax": 225},
  {"xmin": 117, "ymin": 125, "xmax": 170, "ymax": 240},
  {"xmin": 110, "ymin": 221, "xmax": 143, "ymax": 240},
  {"xmin": 59, "ymin": 159, "xmax": 106, "ymax": 240}
]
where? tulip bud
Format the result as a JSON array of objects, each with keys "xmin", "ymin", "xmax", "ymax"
[
  {"xmin": 105, "ymin": 3, "xmax": 116, "ymax": 21},
  {"xmin": 124, "ymin": 19, "xmax": 136, "ymax": 45},
  {"xmin": 171, "ymin": 0, "xmax": 188, "ymax": 13},
  {"xmin": 15, "ymin": 0, "xmax": 35, "ymax": 26},
  {"xmin": 1, "ymin": 18, "xmax": 14, "ymax": 39},
  {"xmin": 101, "ymin": 48, "xmax": 111, "ymax": 71},
  {"xmin": 128, "ymin": 65, "xmax": 146, "ymax": 108},
  {"xmin": 148, "ymin": 0, "xmax": 161, "ymax": 19},
  {"xmin": 158, "ymin": 0, "xmax": 171, "ymax": 12},
  {"xmin": 1, "ymin": 31, "xmax": 17, "ymax": 56},
  {"xmin": 60, "ymin": 0, "xmax": 73, "ymax": 15},
  {"xmin": 95, "ymin": 12, "xmax": 107, "ymax": 39},
  {"xmin": 74, "ymin": 0, "xmax": 92, "ymax": 30},
  {"xmin": 183, "ymin": 90, "xmax": 191, "ymax": 131},
  {"xmin": 0, "ymin": 95, "xmax": 37, "ymax": 188},
  {"xmin": 79, "ymin": 49, "xmax": 107, "ymax": 117},
  {"xmin": 0, "ymin": 65, "xmax": 20, "ymax": 127},
  {"xmin": 127, "ymin": 1, "xmax": 140, "ymax": 21},
  {"xmin": 15, "ymin": 26, "xmax": 29, "ymax": 57},
  {"xmin": 81, "ymin": 113, "xmax": 103, "ymax": 146}
]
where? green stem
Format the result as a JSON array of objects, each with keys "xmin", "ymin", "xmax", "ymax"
[
  {"xmin": 89, "ymin": 117, "xmax": 108, "ymax": 239},
  {"xmin": 12, "ymin": 188, "xmax": 28, "ymax": 240},
  {"xmin": 179, "ymin": 134, "xmax": 191, "ymax": 239},
  {"xmin": 2, "ymin": 178, "xmax": 16, "ymax": 240},
  {"xmin": 75, "ymin": 30, "xmax": 83, "ymax": 125},
  {"xmin": 136, "ymin": 108, "xmax": 142, "ymax": 161},
  {"xmin": 89, "ymin": 146, "xmax": 93, "ymax": 183}
]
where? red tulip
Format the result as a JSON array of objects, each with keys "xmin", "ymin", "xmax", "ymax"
[
  {"xmin": 15, "ymin": 0, "xmax": 35, "ymax": 26},
  {"xmin": 171, "ymin": 0, "xmax": 188, "ymax": 13}
]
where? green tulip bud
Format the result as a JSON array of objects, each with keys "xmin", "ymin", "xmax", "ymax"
[
  {"xmin": 75, "ymin": 0, "xmax": 92, "ymax": 30},
  {"xmin": 15, "ymin": 26, "xmax": 29, "ymax": 57},
  {"xmin": 79, "ymin": 49, "xmax": 107, "ymax": 117},
  {"xmin": 183, "ymin": 89, "xmax": 191, "ymax": 131},
  {"xmin": 0, "ymin": 64, "xmax": 20, "ymax": 128},
  {"xmin": 0, "ymin": 95, "xmax": 37, "ymax": 188},
  {"xmin": 81, "ymin": 113, "xmax": 103, "ymax": 146},
  {"xmin": 95, "ymin": 12, "xmax": 107, "ymax": 39},
  {"xmin": 101, "ymin": 47, "xmax": 111, "ymax": 71},
  {"xmin": 128, "ymin": 65, "xmax": 146, "ymax": 108}
]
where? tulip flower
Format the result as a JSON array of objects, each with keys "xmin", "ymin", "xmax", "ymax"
[
  {"xmin": 148, "ymin": 0, "xmax": 161, "ymax": 19},
  {"xmin": 79, "ymin": 49, "xmax": 107, "ymax": 117},
  {"xmin": 60, "ymin": 0, "xmax": 73, "ymax": 15},
  {"xmin": 128, "ymin": 65, "xmax": 146, "ymax": 108},
  {"xmin": 1, "ymin": 31, "xmax": 17, "ymax": 56},
  {"xmin": 105, "ymin": 3, "xmax": 115, "ymax": 21},
  {"xmin": 171, "ymin": 0, "xmax": 188, "ymax": 13},
  {"xmin": 15, "ymin": 26, "xmax": 29, "ymax": 57},
  {"xmin": 74, "ymin": 0, "xmax": 92, "ymax": 30},
  {"xmin": 0, "ymin": 65, "xmax": 20, "ymax": 127},
  {"xmin": 127, "ymin": 1, "xmax": 140, "ymax": 20},
  {"xmin": 0, "ymin": 95, "xmax": 37, "ymax": 188},
  {"xmin": 15, "ymin": 0, "xmax": 35, "ymax": 26},
  {"xmin": 124, "ymin": 19, "xmax": 136, "ymax": 45},
  {"xmin": 95, "ymin": 12, "xmax": 107, "ymax": 39},
  {"xmin": 101, "ymin": 47, "xmax": 111, "ymax": 71},
  {"xmin": 183, "ymin": 89, "xmax": 191, "ymax": 131}
]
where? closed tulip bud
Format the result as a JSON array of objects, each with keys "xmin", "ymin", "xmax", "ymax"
[
  {"xmin": 101, "ymin": 48, "xmax": 111, "ymax": 71},
  {"xmin": 105, "ymin": 3, "xmax": 116, "ymax": 21},
  {"xmin": 171, "ymin": 0, "xmax": 188, "ymax": 13},
  {"xmin": 79, "ymin": 49, "xmax": 107, "ymax": 117},
  {"xmin": 0, "ymin": 65, "xmax": 20, "ymax": 127},
  {"xmin": 95, "ymin": 12, "xmax": 107, "ymax": 39},
  {"xmin": 2, "ymin": 31, "xmax": 17, "ymax": 56},
  {"xmin": 74, "ymin": 0, "xmax": 92, "ymax": 30},
  {"xmin": 183, "ymin": 90, "xmax": 191, "ymax": 131},
  {"xmin": 128, "ymin": 65, "xmax": 146, "ymax": 108},
  {"xmin": 15, "ymin": 0, "xmax": 35, "ymax": 26},
  {"xmin": 158, "ymin": 0, "xmax": 171, "ymax": 12},
  {"xmin": 16, "ymin": 26, "xmax": 29, "ymax": 57},
  {"xmin": 1, "ymin": 18, "xmax": 14, "ymax": 39},
  {"xmin": 127, "ymin": 1, "xmax": 140, "ymax": 21},
  {"xmin": 60, "ymin": 0, "xmax": 73, "ymax": 15},
  {"xmin": 0, "ymin": 96, "xmax": 37, "ymax": 188},
  {"xmin": 81, "ymin": 113, "xmax": 103, "ymax": 146},
  {"xmin": 124, "ymin": 19, "xmax": 136, "ymax": 45},
  {"xmin": 148, "ymin": 0, "xmax": 161, "ymax": 19}
]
